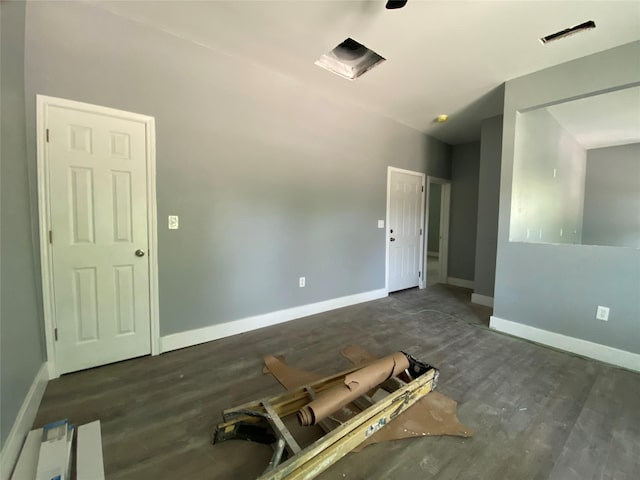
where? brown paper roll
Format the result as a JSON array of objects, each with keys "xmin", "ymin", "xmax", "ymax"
[{"xmin": 297, "ymin": 352, "xmax": 409, "ymax": 426}]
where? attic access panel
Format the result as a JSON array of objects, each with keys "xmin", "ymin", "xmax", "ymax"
[{"xmin": 315, "ymin": 38, "xmax": 385, "ymax": 80}]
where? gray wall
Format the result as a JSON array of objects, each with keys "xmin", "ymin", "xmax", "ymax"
[
  {"xmin": 473, "ymin": 115, "xmax": 503, "ymax": 297},
  {"xmin": 427, "ymin": 183, "xmax": 441, "ymax": 253},
  {"xmin": 0, "ymin": 1, "xmax": 46, "ymax": 448},
  {"xmin": 23, "ymin": 1, "xmax": 451, "ymax": 337},
  {"xmin": 448, "ymin": 142, "xmax": 480, "ymax": 282},
  {"xmin": 495, "ymin": 41, "xmax": 640, "ymax": 354},
  {"xmin": 582, "ymin": 143, "xmax": 640, "ymax": 248},
  {"xmin": 510, "ymin": 108, "xmax": 586, "ymax": 244}
]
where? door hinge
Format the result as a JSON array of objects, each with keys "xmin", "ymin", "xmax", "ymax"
[
  {"xmin": 54, "ymin": 328, "xmax": 58, "ymax": 341},
  {"xmin": 420, "ymin": 228, "xmax": 423, "ymax": 235},
  {"xmin": 49, "ymin": 230, "xmax": 53, "ymax": 244},
  {"xmin": 46, "ymin": 129, "xmax": 50, "ymax": 143},
  {"xmin": 422, "ymin": 186, "xmax": 424, "ymax": 192},
  {"xmin": 419, "ymin": 271, "xmax": 421, "ymax": 278}
]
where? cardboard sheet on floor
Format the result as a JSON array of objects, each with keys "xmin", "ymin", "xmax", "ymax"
[{"xmin": 263, "ymin": 345, "xmax": 474, "ymax": 450}]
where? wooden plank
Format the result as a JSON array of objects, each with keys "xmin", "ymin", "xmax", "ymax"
[
  {"xmin": 219, "ymin": 366, "xmax": 370, "ymax": 430},
  {"xmin": 262, "ymin": 401, "xmax": 301, "ymax": 456},
  {"xmin": 218, "ymin": 362, "xmax": 403, "ymax": 433},
  {"xmin": 77, "ymin": 420, "xmax": 105, "ymax": 480},
  {"xmin": 222, "ymin": 364, "xmax": 364, "ymax": 419},
  {"xmin": 258, "ymin": 369, "xmax": 436, "ymax": 480}
]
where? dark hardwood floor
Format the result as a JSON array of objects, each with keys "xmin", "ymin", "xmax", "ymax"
[{"xmin": 33, "ymin": 285, "xmax": 640, "ymax": 479}]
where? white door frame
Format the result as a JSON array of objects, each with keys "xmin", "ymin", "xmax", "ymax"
[
  {"xmin": 36, "ymin": 95, "xmax": 160, "ymax": 378},
  {"xmin": 385, "ymin": 166, "xmax": 426, "ymax": 293},
  {"xmin": 425, "ymin": 176, "xmax": 451, "ymax": 284}
]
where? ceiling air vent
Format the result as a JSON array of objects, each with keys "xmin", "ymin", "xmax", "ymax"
[
  {"xmin": 315, "ymin": 38, "xmax": 385, "ymax": 80},
  {"xmin": 540, "ymin": 20, "xmax": 596, "ymax": 44}
]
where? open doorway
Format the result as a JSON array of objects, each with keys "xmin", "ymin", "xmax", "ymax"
[{"xmin": 425, "ymin": 177, "xmax": 450, "ymax": 286}]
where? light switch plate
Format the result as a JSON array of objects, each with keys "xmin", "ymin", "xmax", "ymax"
[
  {"xmin": 168, "ymin": 215, "xmax": 179, "ymax": 230},
  {"xmin": 378, "ymin": 220, "xmax": 385, "ymax": 229},
  {"xmin": 596, "ymin": 305, "xmax": 609, "ymax": 321}
]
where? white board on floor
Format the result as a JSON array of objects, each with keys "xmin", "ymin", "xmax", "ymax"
[
  {"xmin": 12, "ymin": 428, "xmax": 43, "ymax": 480},
  {"xmin": 76, "ymin": 421, "xmax": 105, "ymax": 480},
  {"xmin": 36, "ymin": 420, "xmax": 72, "ymax": 480}
]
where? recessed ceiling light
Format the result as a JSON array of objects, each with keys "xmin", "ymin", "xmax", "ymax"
[
  {"xmin": 436, "ymin": 115, "xmax": 449, "ymax": 123},
  {"xmin": 315, "ymin": 38, "xmax": 385, "ymax": 80},
  {"xmin": 540, "ymin": 20, "xmax": 596, "ymax": 44}
]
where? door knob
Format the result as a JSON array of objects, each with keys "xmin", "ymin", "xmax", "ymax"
[
  {"xmin": 135, "ymin": 249, "xmax": 145, "ymax": 257},
  {"xmin": 390, "ymin": 237, "xmax": 396, "ymax": 242}
]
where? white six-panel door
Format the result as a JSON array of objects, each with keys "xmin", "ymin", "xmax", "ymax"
[
  {"xmin": 43, "ymin": 101, "xmax": 153, "ymax": 374},
  {"xmin": 387, "ymin": 169, "xmax": 425, "ymax": 292}
]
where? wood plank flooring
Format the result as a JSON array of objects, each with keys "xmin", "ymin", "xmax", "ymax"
[{"xmin": 33, "ymin": 285, "xmax": 640, "ymax": 480}]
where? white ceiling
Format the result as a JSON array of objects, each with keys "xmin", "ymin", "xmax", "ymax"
[
  {"xmin": 90, "ymin": 1, "xmax": 640, "ymax": 144},
  {"xmin": 547, "ymin": 86, "xmax": 640, "ymax": 150}
]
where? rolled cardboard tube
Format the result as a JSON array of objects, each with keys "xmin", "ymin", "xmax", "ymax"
[{"xmin": 297, "ymin": 352, "xmax": 409, "ymax": 426}]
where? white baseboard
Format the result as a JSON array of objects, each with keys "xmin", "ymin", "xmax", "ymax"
[
  {"xmin": 447, "ymin": 277, "xmax": 474, "ymax": 289},
  {"xmin": 427, "ymin": 251, "xmax": 439, "ymax": 258},
  {"xmin": 0, "ymin": 363, "xmax": 49, "ymax": 480},
  {"xmin": 161, "ymin": 289, "xmax": 388, "ymax": 353},
  {"xmin": 471, "ymin": 293, "xmax": 494, "ymax": 307},
  {"xmin": 490, "ymin": 316, "xmax": 640, "ymax": 373}
]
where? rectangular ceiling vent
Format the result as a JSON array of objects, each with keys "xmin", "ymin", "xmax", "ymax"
[
  {"xmin": 315, "ymin": 38, "xmax": 385, "ymax": 80},
  {"xmin": 540, "ymin": 20, "xmax": 596, "ymax": 44}
]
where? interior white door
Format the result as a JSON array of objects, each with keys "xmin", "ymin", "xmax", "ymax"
[
  {"xmin": 47, "ymin": 105, "xmax": 151, "ymax": 374},
  {"xmin": 388, "ymin": 169, "xmax": 424, "ymax": 292}
]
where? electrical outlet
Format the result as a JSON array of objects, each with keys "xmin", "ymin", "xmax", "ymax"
[
  {"xmin": 299, "ymin": 277, "xmax": 305, "ymax": 288},
  {"xmin": 596, "ymin": 306, "xmax": 609, "ymax": 321},
  {"xmin": 168, "ymin": 215, "xmax": 179, "ymax": 230},
  {"xmin": 378, "ymin": 220, "xmax": 385, "ymax": 229}
]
